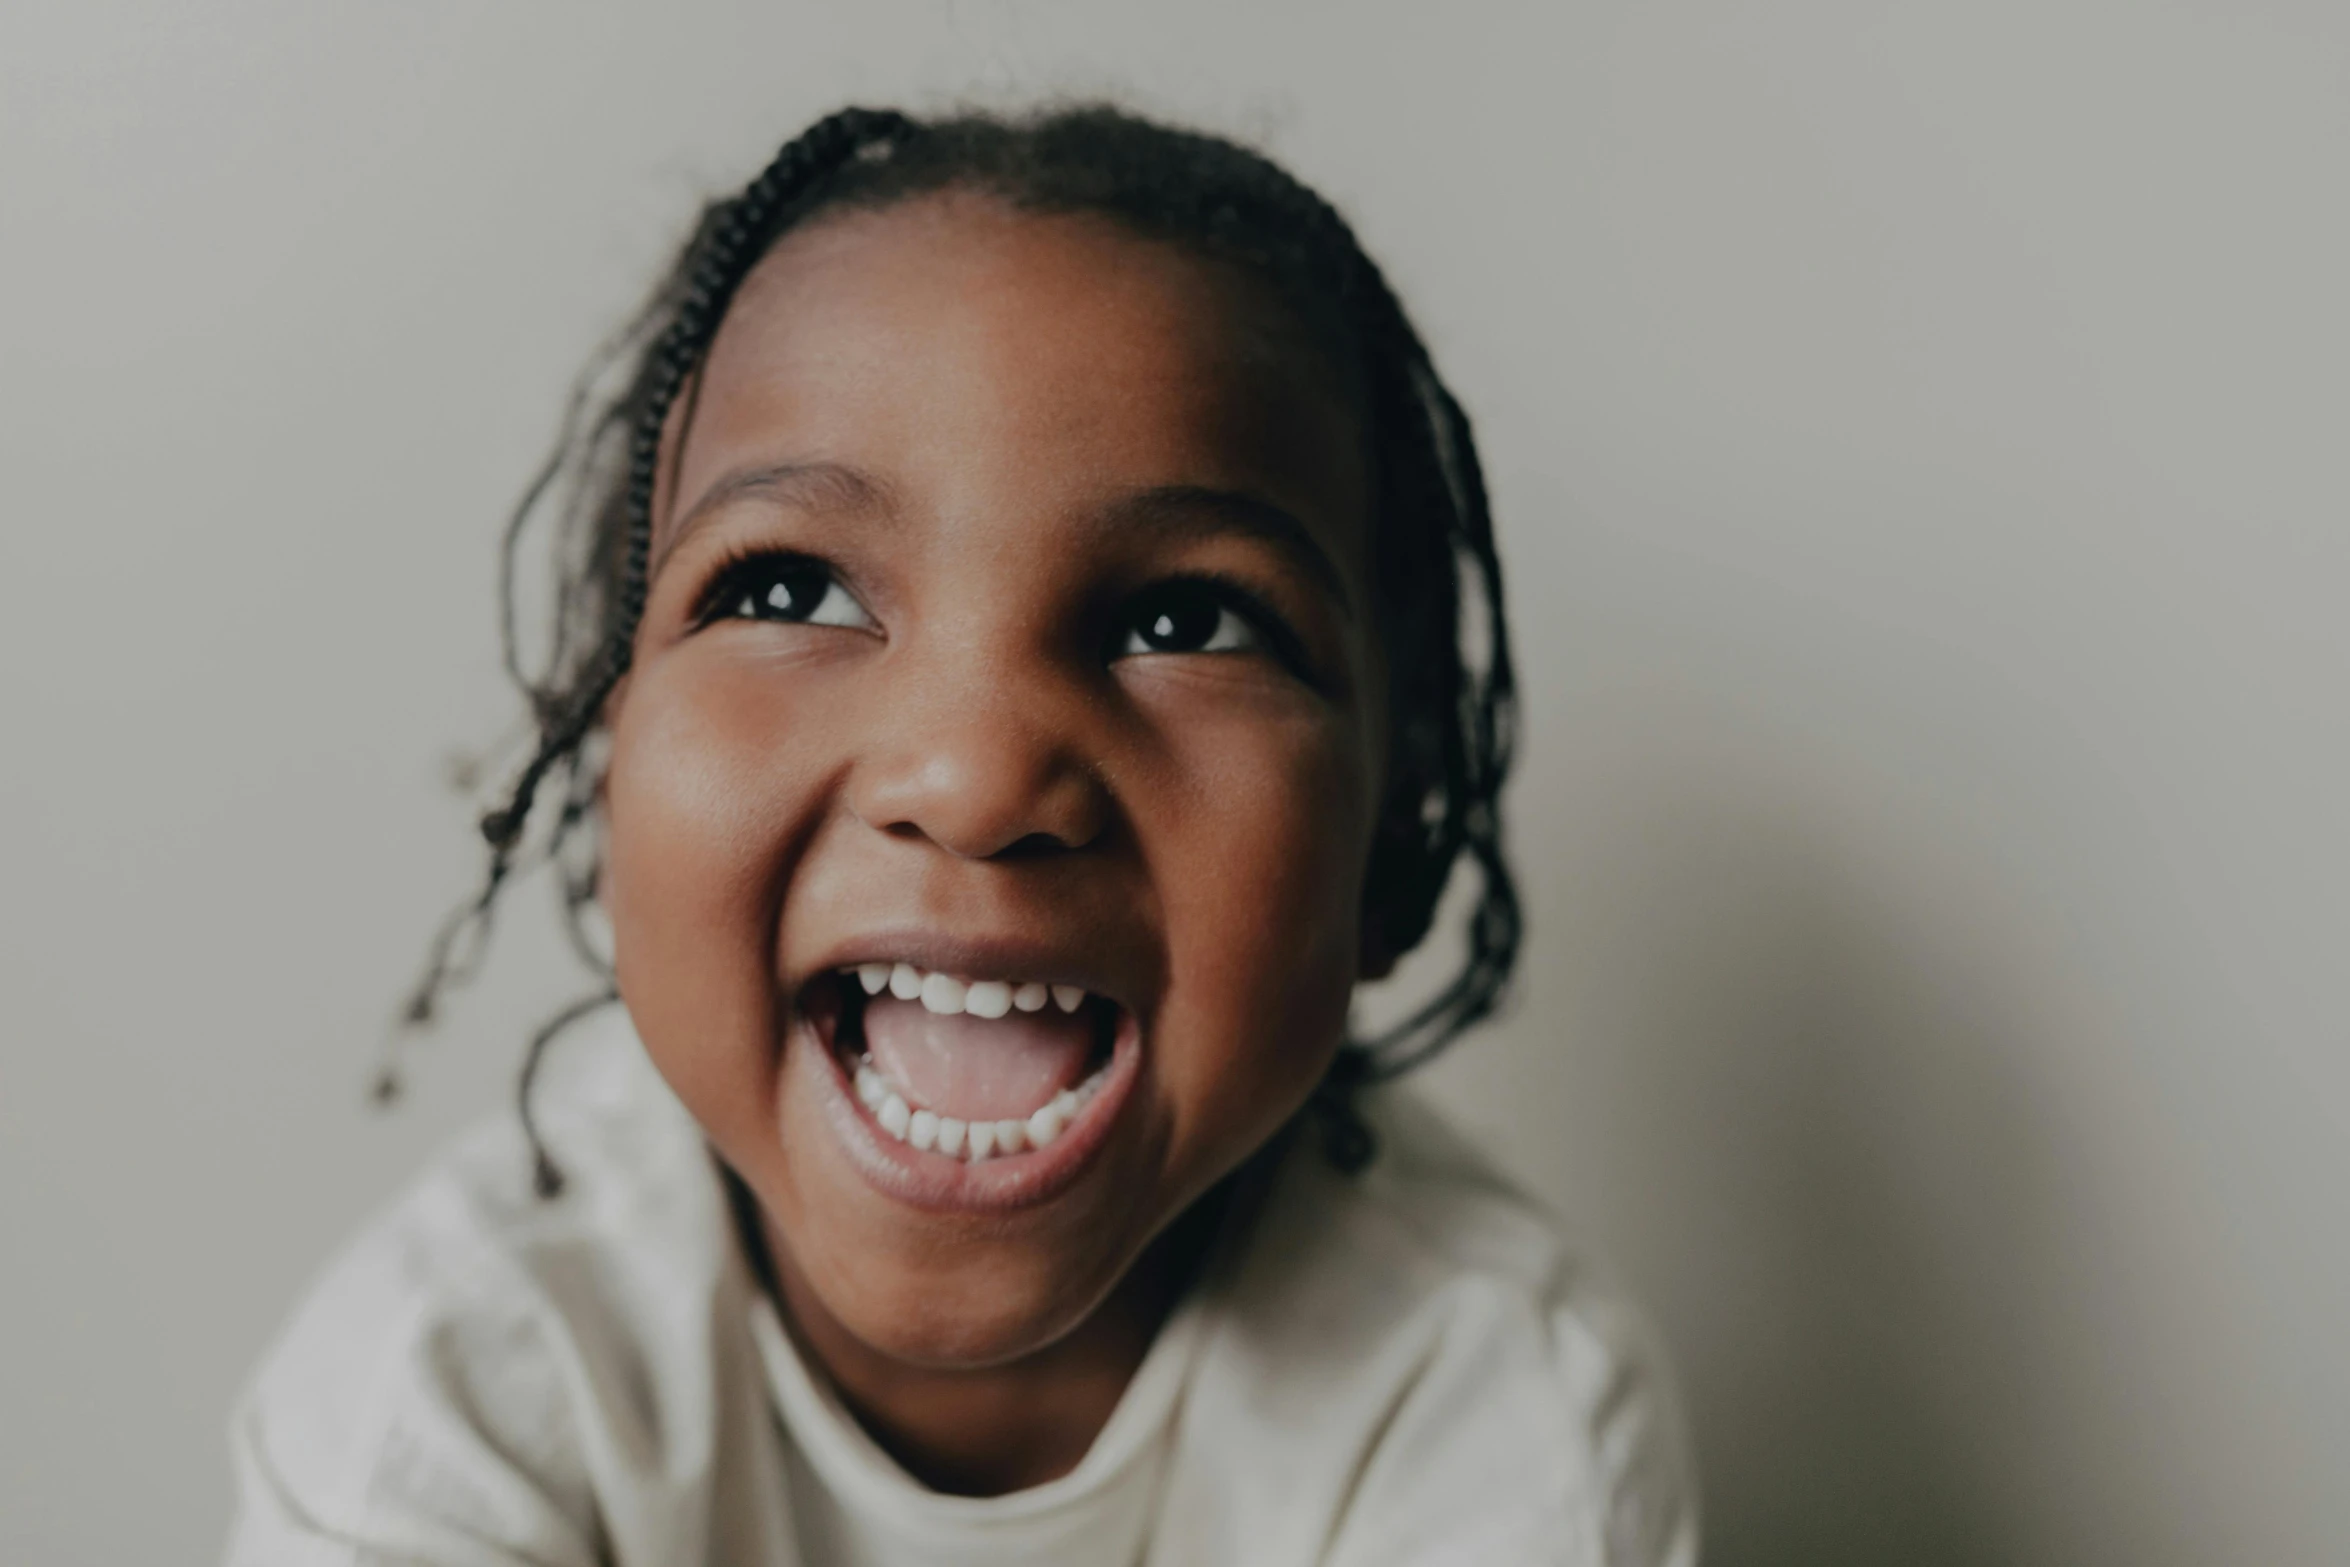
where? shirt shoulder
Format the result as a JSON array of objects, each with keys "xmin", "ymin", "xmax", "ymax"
[
  {"xmin": 223, "ymin": 1011, "xmax": 761, "ymax": 1566},
  {"xmin": 1163, "ymin": 1089, "xmax": 1699, "ymax": 1567}
]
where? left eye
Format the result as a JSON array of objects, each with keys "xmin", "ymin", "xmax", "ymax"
[
  {"xmin": 1118, "ymin": 583, "xmax": 1261, "ymax": 656},
  {"xmin": 720, "ymin": 558, "xmax": 874, "ymax": 630}
]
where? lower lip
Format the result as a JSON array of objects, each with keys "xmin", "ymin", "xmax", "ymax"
[{"xmin": 798, "ymin": 1005, "xmax": 1142, "ymax": 1214}]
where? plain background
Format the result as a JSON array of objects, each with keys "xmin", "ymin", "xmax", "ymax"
[{"xmin": 3, "ymin": 2, "xmax": 2344, "ymax": 1562}]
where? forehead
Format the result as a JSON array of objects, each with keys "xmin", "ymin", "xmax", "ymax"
[{"xmin": 669, "ymin": 191, "xmax": 1368, "ymax": 560}]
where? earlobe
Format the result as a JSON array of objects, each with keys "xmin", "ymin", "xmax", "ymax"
[{"xmin": 1356, "ymin": 794, "xmax": 1437, "ymax": 984}]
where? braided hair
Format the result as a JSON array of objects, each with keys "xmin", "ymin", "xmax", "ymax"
[{"xmin": 384, "ymin": 104, "xmax": 1520, "ymax": 1188}]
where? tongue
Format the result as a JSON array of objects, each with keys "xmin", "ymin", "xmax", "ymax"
[{"xmin": 861, "ymin": 996, "xmax": 1095, "ymax": 1122}]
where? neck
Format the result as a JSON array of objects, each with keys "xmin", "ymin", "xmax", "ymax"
[{"xmin": 758, "ymin": 1184, "xmax": 1238, "ymax": 1497}]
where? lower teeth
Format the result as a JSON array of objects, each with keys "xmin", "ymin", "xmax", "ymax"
[{"xmin": 853, "ymin": 1054, "xmax": 1105, "ymax": 1162}]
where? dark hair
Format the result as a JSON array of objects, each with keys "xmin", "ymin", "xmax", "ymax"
[{"xmin": 384, "ymin": 103, "xmax": 1519, "ymax": 1186}]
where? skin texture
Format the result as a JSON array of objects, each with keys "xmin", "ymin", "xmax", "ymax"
[{"xmin": 600, "ymin": 192, "xmax": 1387, "ymax": 1493}]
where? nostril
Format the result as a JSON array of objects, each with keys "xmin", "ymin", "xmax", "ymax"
[
  {"xmin": 865, "ymin": 810, "xmax": 1096, "ymax": 859},
  {"xmin": 998, "ymin": 830, "xmax": 1076, "ymax": 859}
]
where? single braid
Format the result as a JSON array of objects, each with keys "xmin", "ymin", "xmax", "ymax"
[{"xmin": 515, "ymin": 988, "xmax": 620, "ymax": 1197}]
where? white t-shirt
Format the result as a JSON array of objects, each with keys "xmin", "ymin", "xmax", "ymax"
[{"xmin": 225, "ymin": 1009, "xmax": 1697, "ymax": 1566}]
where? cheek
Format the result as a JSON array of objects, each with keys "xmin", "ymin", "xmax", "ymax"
[
  {"xmin": 602, "ymin": 659, "xmax": 822, "ymax": 1134},
  {"xmin": 1140, "ymin": 699, "xmax": 1377, "ymax": 1158}
]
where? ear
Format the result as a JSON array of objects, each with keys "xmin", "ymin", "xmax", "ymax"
[{"xmin": 1355, "ymin": 805, "xmax": 1428, "ymax": 984}]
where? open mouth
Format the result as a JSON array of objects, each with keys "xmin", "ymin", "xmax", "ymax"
[{"xmin": 805, "ymin": 962, "xmax": 1122, "ymax": 1164}]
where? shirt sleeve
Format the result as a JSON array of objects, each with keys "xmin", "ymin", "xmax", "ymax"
[
  {"xmin": 219, "ymin": 1217, "xmax": 606, "ymax": 1566},
  {"xmin": 1546, "ymin": 1270, "xmax": 1700, "ymax": 1567},
  {"xmin": 1311, "ymin": 1265, "xmax": 1698, "ymax": 1567},
  {"xmin": 1308, "ymin": 1094, "xmax": 1700, "ymax": 1567}
]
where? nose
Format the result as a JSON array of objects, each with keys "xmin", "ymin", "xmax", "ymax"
[{"xmin": 845, "ymin": 657, "xmax": 1112, "ymax": 860}]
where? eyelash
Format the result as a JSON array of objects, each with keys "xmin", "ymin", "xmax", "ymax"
[
  {"xmin": 1117, "ymin": 573, "xmax": 1314, "ymax": 676},
  {"xmin": 694, "ymin": 549, "xmax": 869, "ymax": 629},
  {"xmin": 692, "ymin": 552, "xmax": 1316, "ymax": 681}
]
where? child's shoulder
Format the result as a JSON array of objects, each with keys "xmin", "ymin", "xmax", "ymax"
[
  {"xmin": 225, "ymin": 1010, "xmax": 754, "ymax": 1562},
  {"xmin": 1237, "ymin": 1084, "xmax": 1650, "ymax": 1331},
  {"xmin": 280, "ymin": 1006, "xmax": 725, "ymax": 1332},
  {"xmin": 1179, "ymin": 1088, "xmax": 1699, "ymax": 1565}
]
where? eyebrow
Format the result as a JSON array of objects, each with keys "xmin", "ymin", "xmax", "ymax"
[
  {"xmin": 655, "ymin": 460, "xmax": 892, "ymax": 577},
  {"xmin": 1096, "ymin": 484, "xmax": 1355, "ymax": 618}
]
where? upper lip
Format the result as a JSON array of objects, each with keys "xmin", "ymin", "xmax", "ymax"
[{"xmin": 793, "ymin": 928, "xmax": 1150, "ymax": 1018}]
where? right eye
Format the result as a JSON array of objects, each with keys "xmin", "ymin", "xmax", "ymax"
[{"xmin": 710, "ymin": 555, "xmax": 874, "ymax": 630}]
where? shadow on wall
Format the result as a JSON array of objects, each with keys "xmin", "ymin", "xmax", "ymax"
[
  {"xmin": 1438, "ymin": 772, "xmax": 2090, "ymax": 1566},
  {"xmin": 1607, "ymin": 790, "xmax": 2081, "ymax": 1566}
]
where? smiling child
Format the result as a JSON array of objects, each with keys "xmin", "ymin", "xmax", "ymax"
[{"xmin": 225, "ymin": 105, "xmax": 1696, "ymax": 1566}]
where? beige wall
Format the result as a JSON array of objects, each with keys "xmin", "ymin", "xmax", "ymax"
[{"xmin": 2, "ymin": 3, "xmax": 2343, "ymax": 1562}]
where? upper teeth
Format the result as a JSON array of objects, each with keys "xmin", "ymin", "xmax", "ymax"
[{"xmin": 855, "ymin": 961, "xmax": 1087, "ymax": 1018}]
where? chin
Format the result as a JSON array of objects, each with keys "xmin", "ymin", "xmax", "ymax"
[
  {"xmin": 756, "ymin": 1048, "xmax": 1170, "ymax": 1371},
  {"xmin": 772, "ymin": 1179, "xmax": 1157, "ymax": 1371},
  {"xmin": 838, "ymin": 1251, "xmax": 1126, "ymax": 1369}
]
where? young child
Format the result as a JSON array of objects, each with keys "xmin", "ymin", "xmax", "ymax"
[{"xmin": 226, "ymin": 105, "xmax": 1696, "ymax": 1566}]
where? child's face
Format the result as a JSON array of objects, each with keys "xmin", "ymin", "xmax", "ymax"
[{"xmin": 603, "ymin": 192, "xmax": 1384, "ymax": 1366}]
